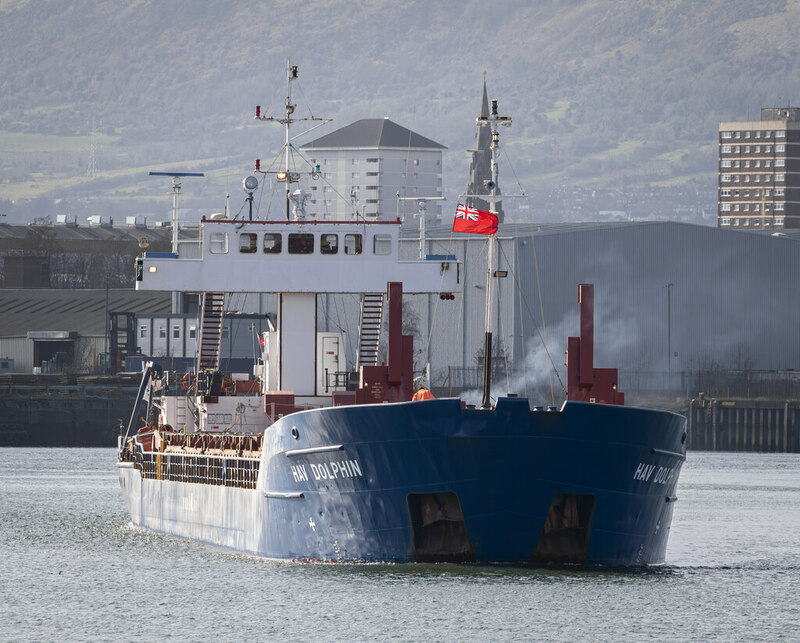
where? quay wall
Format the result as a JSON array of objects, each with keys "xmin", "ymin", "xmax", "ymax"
[
  {"xmin": 686, "ymin": 398, "xmax": 800, "ymax": 452},
  {"xmin": 0, "ymin": 374, "xmax": 139, "ymax": 447}
]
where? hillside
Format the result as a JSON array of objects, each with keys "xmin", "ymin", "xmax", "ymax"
[{"xmin": 0, "ymin": 0, "xmax": 798, "ymax": 223}]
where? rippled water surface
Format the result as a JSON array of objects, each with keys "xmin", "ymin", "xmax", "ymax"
[{"xmin": 1, "ymin": 449, "xmax": 798, "ymax": 641}]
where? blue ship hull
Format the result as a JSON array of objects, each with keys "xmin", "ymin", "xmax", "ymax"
[{"xmin": 258, "ymin": 397, "xmax": 686, "ymax": 565}]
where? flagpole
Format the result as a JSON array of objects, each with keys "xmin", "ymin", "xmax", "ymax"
[{"xmin": 479, "ymin": 99, "xmax": 510, "ymax": 409}]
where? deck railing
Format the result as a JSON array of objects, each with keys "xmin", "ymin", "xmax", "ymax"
[{"xmin": 126, "ymin": 438, "xmax": 260, "ymax": 489}]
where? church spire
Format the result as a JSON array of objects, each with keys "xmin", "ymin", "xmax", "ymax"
[{"xmin": 465, "ymin": 78, "xmax": 503, "ymax": 221}]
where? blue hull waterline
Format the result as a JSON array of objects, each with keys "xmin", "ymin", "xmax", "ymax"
[{"xmin": 119, "ymin": 397, "xmax": 686, "ymax": 565}]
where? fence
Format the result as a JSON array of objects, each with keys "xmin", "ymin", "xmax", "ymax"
[
  {"xmin": 687, "ymin": 398, "xmax": 800, "ymax": 452},
  {"xmin": 130, "ymin": 444, "xmax": 260, "ymax": 489}
]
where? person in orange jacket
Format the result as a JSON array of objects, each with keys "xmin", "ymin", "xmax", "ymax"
[{"xmin": 412, "ymin": 377, "xmax": 434, "ymax": 401}]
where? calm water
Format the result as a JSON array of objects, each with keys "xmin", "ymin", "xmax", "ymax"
[{"xmin": 1, "ymin": 449, "xmax": 798, "ymax": 642}]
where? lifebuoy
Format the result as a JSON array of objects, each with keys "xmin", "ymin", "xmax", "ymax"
[{"xmin": 182, "ymin": 372, "xmax": 196, "ymax": 391}]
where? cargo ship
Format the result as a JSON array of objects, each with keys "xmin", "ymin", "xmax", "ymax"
[{"xmin": 117, "ymin": 63, "xmax": 686, "ymax": 565}]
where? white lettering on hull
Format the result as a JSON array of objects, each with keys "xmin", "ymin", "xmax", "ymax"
[
  {"xmin": 294, "ymin": 459, "xmax": 364, "ymax": 483},
  {"xmin": 632, "ymin": 462, "xmax": 677, "ymax": 485}
]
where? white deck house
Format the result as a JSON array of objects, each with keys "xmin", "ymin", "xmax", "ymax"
[{"xmin": 299, "ymin": 118, "xmax": 446, "ymax": 222}]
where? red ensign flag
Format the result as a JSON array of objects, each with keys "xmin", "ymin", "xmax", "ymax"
[{"xmin": 452, "ymin": 204, "xmax": 498, "ymax": 235}]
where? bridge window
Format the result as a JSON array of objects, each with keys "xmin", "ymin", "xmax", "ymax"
[
  {"xmin": 344, "ymin": 233, "xmax": 362, "ymax": 255},
  {"xmin": 263, "ymin": 233, "xmax": 282, "ymax": 254},
  {"xmin": 320, "ymin": 234, "xmax": 338, "ymax": 255},
  {"xmin": 210, "ymin": 232, "xmax": 228, "ymax": 254},
  {"xmin": 288, "ymin": 233, "xmax": 314, "ymax": 254},
  {"xmin": 239, "ymin": 233, "xmax": 257, "ymax": 253},
  {"xmin": 373, "ymin": 234, "xmax": 391, "ymax": 255}
]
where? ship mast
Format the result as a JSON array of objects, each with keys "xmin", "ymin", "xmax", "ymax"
[
  {"xmin": 479, "ymin": 99, "xmax": 511, "ymax": 409},
  {"xmin": 254, "ymin": 60, "xmax": 330, "ymax": 220}
]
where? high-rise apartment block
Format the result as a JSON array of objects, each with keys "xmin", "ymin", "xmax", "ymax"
[{"xmin": 718, "ymin": 107, "xmax": 800, "ymax": 230}]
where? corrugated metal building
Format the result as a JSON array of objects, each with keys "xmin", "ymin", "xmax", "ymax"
[{"xmin": 405, "ymin": 221, "xmax": 800, "ymax": 399}]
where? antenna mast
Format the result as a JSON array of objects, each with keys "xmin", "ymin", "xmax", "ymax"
[
  {"xmin": 478, "ymin": 99, "xmax": 511, "ymax": 409},
  {"xmin": 149, "ymin": 171, "xmax": 205, "ymax": 253},
  {"xmin": 254, "ymin": 59, "xmax": 331, "ymax": 220}
]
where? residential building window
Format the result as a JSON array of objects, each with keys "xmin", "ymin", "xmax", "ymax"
[
  {"xmin": 754, "ymin": 190, "xmax": 761, "ymax": 197},
  {"xmin": 776, "ymin": 144, "xmax": 785, "ymax": 153},
  {"xmin": 734, "ymin": 160, "xmax": 740, "ymax": 168},
  {"xmin": 754, "ymin": 204, "xmax": 760, "ymax": 212},
  {"xmin": 765, "ymin": 189, "xmax": 771, "ymax": 196},
  {"xmin": 743, "ymin": 218, "xmax": 750, "ymax": 226},
  {"xmin": 765, "ymin": 204, "xmax": 771, "ymax": 211},
  {"xmin": 774, "ymin": 188, "xmax": 784, "ymax": 196},
  {"xmin": 776, "ymin": 130, "xmax": 786, "ymax": 138},
  {"xmin": 734, "ymin": 146, "xmax": 740, "ymax": 153},
  {"xmin": 733, "ymin": 175, "xmax": 740, "ymax": 183},
  {"xmin": 733, "ymin": 204, "xmax": 740, "ymax": 211},
  {"xmin": 733, "ymin": 218, "xmax": 740, "ymax": 225},
  {"xmin": 720, "ymin": 217, "xmax": 731, "ymax": 225},
  {"xmin": 744, "ymin": 175, "xmax": 750, "ymax": 183},
  {"xmin": 744, "ymin": 160, "xmax": 750, "ymax": 168},
  {"xmin": 172, "ymin": 326, "xmax": 180, "ymax": 339},
  {"xmin": 775, "ymin": 202, "xmax": 785, "ymax": 210},
  {"xmin": 755, "ymin": 160, "xmax": 761, "ymax": 168},
  {"xmin": 777, "ymin": 174, "xmax": 785, "ymax": 182},
  {"xmin": 140, "ymin": 325, "xmax": 148, "ymax": 338},
  {"xmin": 765, "ymin": 145, "xmax": 771, "ymax": 152},
  {"xmin": 755, "ymin": 131, "xmax": 761, "ymax": 139},
  {"xmin": 743, "ymin": 204, "xmax": 750, "ymax": 211},
  {"xmin": 745, "ymin": 131, "xmax": 751, "ymax": 138},
  {"xmin": 755, "ymin": 175, "xmax": 760, "ymax": 183},
  {"xmin": 734, "ymin": 132, "xmax": 741, "ymax": 139},
  {"xmin": 721, "ymin": 203, "xmax": 731, "ymax": 211},
  {"xmin": 733, "ymin": 190, "xmax": 740, "ymax": 197},
  {"xmin": 776, "ymin": 159, "xmax": 785, "ymax": 167},
  {"xmin": 720, "ymin": 189, "xmax": 731, "ymax": 196},
  {"xmin": 159, "ymin": 327, "xmax": 166, "ymax": 338},
  {"xmin": 744, "ymin": 146, "xmax": 751, "ymax": 153},
  {"xmin": 776, "ymin": 217, "xmax": 785, "ymax": 225},
  {"xmin": 743, "ymin": 190, "xmax": 750, "ymax": 197},
  {"xmin": 189, "ymin": 326, "xmax": 196, "ymax": 339},
  {"xmin": 721, "ymin": 145, "xmax": 732, "ymax": 153},
  {"xmin": 721, "ymin": 131, "xmax": 732, "ymax": 139},
  {"xmin": 754, "ymin": 145, "xmax": 760, "ymax": 153},
  {"xmin": 721, "ymin": 160, "xmax": 732, "ymax": 168}
]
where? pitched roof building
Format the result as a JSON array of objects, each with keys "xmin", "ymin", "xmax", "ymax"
[{"xmin": 300, "ymin": 118, "xmax": 446, "ymax": 222}]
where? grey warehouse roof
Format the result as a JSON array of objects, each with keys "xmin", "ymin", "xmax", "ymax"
[
  {"xmin": 301, "ymin": 118, "xmax": 446, "ymax": 150},
  {"xmin": 0, "ymin": 289, "xmax": 172, "ymax": 336}
]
